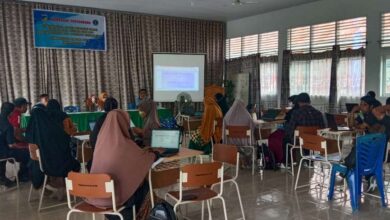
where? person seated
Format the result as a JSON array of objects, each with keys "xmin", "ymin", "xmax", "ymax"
[
  {"xmin": 284, "ymin": 95, "xmax": 299, "ymax": 124},
  {"xmin": 39, "ymin": 94, "xmax": 49, "ymax": 107},
  {"xmin": 215, "ymin": 93, "xmax": 229, "ymax": 116},
  {"xmin": 85, "ymin": 94, "xmax": 99, "ymax": 112},
  {"xmin": 0, "ymin": 102, "xmax": 30, "ymax": 186},
  {"xmin": 366, "ymin": 90, "xmax": 376, "ymax": 99},
  {"xmin": 86, "ymin": 110, "xmax": 162, "ymax": 220},
  {"xmin": 283, "ymin": 93, "xmax": 325, "ymax": 167},
  {"xmin": 246, "ymin": 103, "xmax": 258, "ymax": 120},
  {"xmin": 135, "ymin": 89, "xmax": 148, "ymax": 108},
  {"xmin": 224, "ymin": 99, "xmax": 255, "ymax": 168},
  {"xmin": 133, "ymin": 100, "xmax": 160, "ymax": 146},
  {"xmin": 47, "ymin": 99, "xmax": 77, "ymax": 136},
  {"xmin": 372, "ymin": 97, "xmax": 390, "ymax": 161},
  {"xmin": 351, "ymin": 95, "xmax": 383, "ymax": 134},
  {"xmin": 188, "ymin": 96, "xmax": 223, "ymax": 154},
  {"xmin": 97, "ymin": 92, "xmax": 109, "ymax": 111},
  {"xmin": 9, "ymin": 97, "xmax": 31, "ymax": 149},
  {"xmin": 26, "ymin": 104, "xmax": 80, "ymax": 198}
]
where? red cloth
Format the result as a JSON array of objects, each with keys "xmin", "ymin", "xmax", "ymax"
[{"xmin": 9, "ymin": 110, "xmax": 21, "ymax": 128}]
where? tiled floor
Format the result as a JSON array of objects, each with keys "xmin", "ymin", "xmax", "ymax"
[{"xmin": 1, "ymin": 165, "xmax": 390, "ymax": 220}]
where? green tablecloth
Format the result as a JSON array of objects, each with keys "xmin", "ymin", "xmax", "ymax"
[{"xmin": 21, "ymin": 109, "xmax": 172, "ymax": 132}]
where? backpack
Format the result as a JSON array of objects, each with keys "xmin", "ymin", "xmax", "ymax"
[
  {"xmin": 149, "ymin": 201, "xmax": 177, "ymax": 220},
  {"xmin": 258, "ymin": 144, "xmax": 278, "ymax": 171}
]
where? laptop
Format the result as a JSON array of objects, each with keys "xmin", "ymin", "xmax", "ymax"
[
  {"xmin": 261, "ymin": 109, "xmax": 282, "ymax": 122},
  {"xmin": 345, "ymin": 103, "xmax": 359, "ymax": 113},
  {"xmin": 325, "ymin": 113, "xmax": 351, "ymax": 131},
  {"xmin": 89, "ymin": 122, "xmax": 96, "ymax": 131},
  {"xmin": 151, "ymin": 129, "xmax": 181, "ymax": 156}
]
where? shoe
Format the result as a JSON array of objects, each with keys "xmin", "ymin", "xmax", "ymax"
[
  {"xmin": 366, "ymin": 177, "xmax": 377, "ymax": 193},
  {"xmin": 0, "ymin": 177, "xmax": 17, "ymax": 188}
]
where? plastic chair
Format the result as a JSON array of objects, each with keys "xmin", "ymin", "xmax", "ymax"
[
  {"xmin": 27, "ymin": 144, "xmax": 68, "ymax": 211},
  {"xmin": 212, "ymin": 144, "xmax": 245, "ymax": 220},
  {"xmin": 286, "ymin": 126, "xmax": 320, "ymax": 176},
  {"xmin": 165, "ymin": 162, "xmax": 227, "ymax": 220},
  {"xmin": 65, "ymin": 172, "xmax": 135, "ymax": 220},
  {"xmin": 328, "ymin": 133, "xmax": 387, "ymax": 211},
  {"xmin": 64, "ymin": 106, "xmax": 80, "ymax": 113},
  {"xmin": 225, "ymin": 125, "xmax": 256, "ymax": 175},
  {"xmin": 0, "ymin": 157, "xmax": 19, "ymax": 189},
  {"xmin": 294, "ymin": 133, "xmax": 341, "ymax": 190}
]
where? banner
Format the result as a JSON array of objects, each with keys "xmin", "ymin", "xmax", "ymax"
[{"xmin": 33, "ymin": 9, "xmax": 106, "ymax": 51}]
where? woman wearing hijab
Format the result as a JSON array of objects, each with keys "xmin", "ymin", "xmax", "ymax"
[
  {"xmin": 47, "ymin": 99, "xmax": 77, "ymax": 136},
  {"xmin": 97, "ymin": 92, "xmax": 108, "ymax": 111},
  {"xmin": 87, "ymin": 109, "xmax": 159, "ymax": 220},
  {"xmin": 223, "ymin": 99, "xmax": 255, "ymax": 168},
  {"xmin": 26, "ymin": 104, "xmax": 80, "ymax": 191},
  {"xmin": 133, "ymin": 100, "xmax": 160, "ymax": 146},
  {"xmin": 188, "ymin": 96, "xmax": 223, "ymax": 154}
]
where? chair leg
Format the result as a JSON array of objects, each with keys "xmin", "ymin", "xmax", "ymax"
[
  {"xmin": 132, "ymin": 205, "xmax": 136, "ymax": 220},
  {"xmin": 252, "ymin": 147, "xmax": 255, "ymax": 175},
  {"xmin": 92, "ymin": 213, "xmax": 96, "ymax": 220},
  {"xmin": 28, "ymin": 184, "xmax": 34, "ymax": 202},
  {"xmin": 12, "ymin": 160, "xmax": 19, "ymax": 188},
  {"xmin": 232, "ymin": 180, "xmax": 246, "ymax": 220},
  {"xmin": 376, "ymin": 171, "xmax": 387, "ymax": 207},
  {"xmin": 201, "ymin": 201, "xmax": 205, "ymax": 220},
  {"xmin": 218, "ymin": 197, "xmax": 228, "ymax": 220},
  {"xmin": 38, "ymin": 175, "xmax": 48, "ymax": 212},
  {"xmin": 327, "ymin": 166, "xmax": 337, "ymax": 201},
  {"xmin": 66, "ymin": 210, "xmax": 73, "ymax": 220},
  {"xmin": 290, "ymin": 147, "xmax": 295, "ymax": 176},
  {"xmin": 294, "ymin": 158, "xmax": 304, "ymax": 190},
  {"xmin": 206, "ymin": 200, "xmax": 212, "ymax": 220}
]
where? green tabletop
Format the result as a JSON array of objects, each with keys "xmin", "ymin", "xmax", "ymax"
[{"xmin": 21, "ymin": 109, "xmax": 172, "ymax": 132}]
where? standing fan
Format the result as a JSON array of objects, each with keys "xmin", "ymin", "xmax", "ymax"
[{"xmin": 175, "ymin": 92, "xmax": 194, "ymax": 117}]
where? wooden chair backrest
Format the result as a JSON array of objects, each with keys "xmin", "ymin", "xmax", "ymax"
[
  {"xmin": 226, "ymin": 125, "xmax": 251, "ymax": 139},
  {"xmin": 213, "ymin": 144, "xmax": 238, "ymax": 166},
  {"xmin": 150, "ymin": 168, "xmax": 180, "ymax": 189},
  {"xmin": 66, "ymin": 172, "xmax": 112, "ymax": 199},
  {"xmin": 181, "ymin": 162, "xmax": 222, "ymax": 188},
  {"xmin": 299, "ymin": 133, "xmax": 326, "ymax": 153},
  {"xmin": 333, "ymin": 114, "xmax": 348, "ymax": 126}
]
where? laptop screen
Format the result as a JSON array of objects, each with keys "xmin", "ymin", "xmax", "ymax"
[{"xmin": 151, "ymin": 129, "xmax": 180, "ymax": 149}]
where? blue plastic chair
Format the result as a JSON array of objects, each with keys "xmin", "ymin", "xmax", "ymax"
[
  {"xmin": 328, "ymin": 133, "xmax": 387, "ymax": 211},
  {"xmin": 64, "ymin": 105, "xmax": 80, "ymax": 113}
]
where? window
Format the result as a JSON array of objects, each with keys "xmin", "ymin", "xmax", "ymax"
[
  {"xmin": 337, "ymin": 57, "xmax": 365, "ymax": 98},
  {"xmin": 225, "ymin": 31, "xmax": 278, "ymax": 59},
  {"xmin": 260, "ymin": 61, "xmax": 278, "ymax": 98},
  {"xmin": 381, "ymin": 13, "xmax": 390, "ymax": 47},
  {"xmin": 288, "ymin": 17, "xmax": 366, "ymax": 53}
]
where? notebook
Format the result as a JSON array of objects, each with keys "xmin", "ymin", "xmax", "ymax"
[{"xmin": 151, "ymin": 129, "xmax": 181, "ymax": 156}]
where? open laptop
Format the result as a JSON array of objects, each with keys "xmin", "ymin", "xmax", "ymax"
[
  {"xmin": 345, "ymin": 103, "xmax": 359, "ymax": 113},
  {"xmin": 325, "ymin": 113, "xmax": 351, "ymax": 131},
  {"xmin": 261, "ymin": 109, "xmax": 282, "ymax": 122},
  {"xmin": 151, "ymin": 129, "xmax": 181, "ymax": 156}
]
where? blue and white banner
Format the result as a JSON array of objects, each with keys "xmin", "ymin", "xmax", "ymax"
[{"xmin": 33, "ymin": 9, "xmax": 106, "ymax": 51}]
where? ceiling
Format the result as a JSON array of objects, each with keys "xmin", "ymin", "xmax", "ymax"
[{"xmin": 25, "ymin": 0, "xmax": 323, "ymax": 21}]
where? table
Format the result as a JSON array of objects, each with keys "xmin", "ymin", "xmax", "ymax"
[
  {"xmin": 317, "ymin": 128, "xmax": 355, "ymax": 159},
  {"xmin": 254, "ymin": 119, "xmax": 285, "ymax": 141},
  {"xmin": 21, "ymin": 108, "xmax": 172, "ymax": 132}
]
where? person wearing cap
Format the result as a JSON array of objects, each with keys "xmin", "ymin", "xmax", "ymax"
[
  {"xmin": 282, "ymin": 93, "xmax": 325, "ymax": 167},
  {"xmin": 9, "ymin": 97, "xmax": 31, "ymax": 149}
]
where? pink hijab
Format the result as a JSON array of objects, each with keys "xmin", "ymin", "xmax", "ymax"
[
  {"xmin": 87, "ymin": 109, "xmax": 155, "ymax": 207},
  {"xmin": 223, "ymin": 99, "xmax": 255, "ymax": 146}
]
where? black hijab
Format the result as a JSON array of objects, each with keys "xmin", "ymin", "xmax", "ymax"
[
  {"xmin": 215, "ymin": 93, "xmax": 229, "ymax": 116},
  {"xmin": 47, "ymin": 99, "xmax": 68, "ymax": 127},
  {"xmin": 26, "ymin": 104, "xmax": 80, "ymax": 177}
]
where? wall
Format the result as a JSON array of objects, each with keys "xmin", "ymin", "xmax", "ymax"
[{"xmin": 227, "ymin": 0, "xmax": 390, "ymax": 104}]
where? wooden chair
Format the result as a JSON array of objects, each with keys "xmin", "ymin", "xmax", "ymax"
[
  {"xmin": 182, "ymin": 116, "xmax": 202, "ymax": 146},
  {"xmin": 294, "ymin": 133, "xmax": 341, "ymax": 190},
  {"xmin": 27, "ymin": 144, "xmax": 68, "ymax": 211},
  {"xmin": 225, "ymin": 125, "xmax": 256, "ymax": 175},
  {"xmin": 0, "ymin": 157, "xmax": 19, "ymax": 189},
  {"xmin": 76, "ymin": 140, "xmax": 93, "ymax": 173},
  {"xmin": 212, "ymin": 144, "xmax": 245, "ymax": 220},
  {"xmin": 165, "ymin": 162, "xmax": 227, "ymax": 220},
  {"xmin": 65, "ymin": 172, "xmax": 135, "ymax": 220},
  {"xmin": 286, "ymin": 126, "xmax": 320, "ymax": 176},
  {"xmin": 148, "ymin": 167, "xmax": 180, "ymax": 207}
]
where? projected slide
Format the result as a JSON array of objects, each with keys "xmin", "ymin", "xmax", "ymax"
[{"xmin": 155, "ymin": 66, "xmax": 199, "ymax": 91}]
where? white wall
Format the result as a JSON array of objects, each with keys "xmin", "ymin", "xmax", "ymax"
[{"xmin": 227, "ymin": 0, "xmax": 390, "ymax": 104}]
